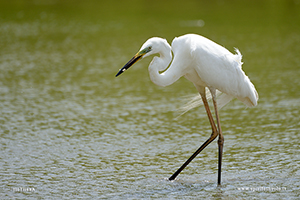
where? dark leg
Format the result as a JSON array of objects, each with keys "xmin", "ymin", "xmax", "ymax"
[
  {"xmin": 211, "ymin": 89, "xmax": 224, "ymax": 185},
  {"xmin": 169, "ymin": 90, "xmax": 219, "ymax": 181},
  {"xmin": 217, "ymin": 138, "xmax": 224, "ymax": 185},
  {"xmin": 168, "ymin": 129, "xmax": 218, "ymax": 180}
]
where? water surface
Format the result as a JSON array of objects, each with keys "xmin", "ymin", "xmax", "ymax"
[{"xmin": 1, "ymin": 0, "xmax": 300, "ymax": 199}]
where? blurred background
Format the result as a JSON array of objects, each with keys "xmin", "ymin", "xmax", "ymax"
[{"xmin": 1, "ymin": 0, "xmax": 299, "ymax": 199}]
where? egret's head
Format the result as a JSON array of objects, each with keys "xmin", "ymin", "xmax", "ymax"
[{"xmin": 115, "ymin": 37, "xmax": 168, "ymax": 77}]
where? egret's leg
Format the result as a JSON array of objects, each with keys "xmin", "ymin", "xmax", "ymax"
[
  {"xmin": 210, "ymin": 89, "xmax": 224, "ymax": 185},
  {"xmin": 169, "ymin": 91, "xmax": 219, "ymax": 181}
]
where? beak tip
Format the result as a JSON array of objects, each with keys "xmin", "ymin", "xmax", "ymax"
[
  {"xmin": 115, "ymin": 68, "xmax": 126, "ymax": 77},
  {"xmin": 115, "ymin": 72, "xmax": 121, "ymax": 77},
  {"xmin": 116, "ymin": 53, "xmax": 142, "ymax": 77}
]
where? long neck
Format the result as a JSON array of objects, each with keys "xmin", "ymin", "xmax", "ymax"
[{"xmin": 148, "ymin": 46, "xmax": 174, "ymax": 87}]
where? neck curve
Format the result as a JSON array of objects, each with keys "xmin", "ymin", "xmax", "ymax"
[{"xmin": 148, "ymin": 43, "xmax": 173, "ymax": 87}]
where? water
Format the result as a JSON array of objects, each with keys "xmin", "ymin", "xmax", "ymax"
[{"xmin": 1, "ymin": 0, "xmax": 300, "ymax": 199}]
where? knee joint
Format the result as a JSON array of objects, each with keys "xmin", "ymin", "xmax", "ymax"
[{"xmin": 218, "ymin": 136, "xmax": 224, "ymax": 145}]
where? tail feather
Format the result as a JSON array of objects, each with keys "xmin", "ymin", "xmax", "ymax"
[
  {"xmin": 176, "ymin": 89, "xmax": 233, "ymax": 118},
  {"xmin": 237, "ymin": 87, "xmax": 258, "ymax": 107},
  {"xmin": 218, "ymin": 93, "xmax": 234, "ymax": 109}
]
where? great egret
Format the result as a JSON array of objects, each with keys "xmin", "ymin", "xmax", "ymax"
[{"xmin": 115, "ymin": 34, "xmax": 258, "ymax": 185}]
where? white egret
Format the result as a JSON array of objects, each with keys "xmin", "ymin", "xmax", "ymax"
[{"xmin": 116, "ymin": 34, "xmax": 258, "ymax": 185}]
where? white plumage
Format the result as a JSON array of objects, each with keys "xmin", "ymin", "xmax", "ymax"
[
  {"xmin": 116, "ymin": 33, "xmax": 258, "ymax": 185},
  {"xmin": 141, "ymin": 34, "xmax": 258, "ymax": 109}
]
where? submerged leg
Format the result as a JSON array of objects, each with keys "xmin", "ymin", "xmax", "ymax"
[
  {"xmin": 169, "ymin": 89, "xmax": 219, "ymax": 181},
  {"xmin": 210, "ymin": 88, "xmax": 224, "ymax": 185}
]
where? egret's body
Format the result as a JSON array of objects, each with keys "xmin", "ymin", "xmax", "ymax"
[{"xmin": 116, "ymin": 34, "xmax": 258, "ymax": 185}]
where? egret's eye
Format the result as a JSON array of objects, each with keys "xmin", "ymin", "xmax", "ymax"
[
  {"xmin": 145, "ymin": 46, "xmax": 152, "ymax": 53},
  {"xmin": 139, "ymin": 46, "xmax": 152, "ymax": 55}
]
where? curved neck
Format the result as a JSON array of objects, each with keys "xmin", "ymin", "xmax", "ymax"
[{"xmin": 148, "ymin": 46, "xmax": 174, "ymax": 87}]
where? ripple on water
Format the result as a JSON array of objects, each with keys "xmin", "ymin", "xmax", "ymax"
[{"xmin": 1, "ymin": 1, "xmax": 300, "ymax": 199}]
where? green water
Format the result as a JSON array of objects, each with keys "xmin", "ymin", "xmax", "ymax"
[{"xmin": 1, "ymin": 0, "xmax": 300, "ymax": 199}]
